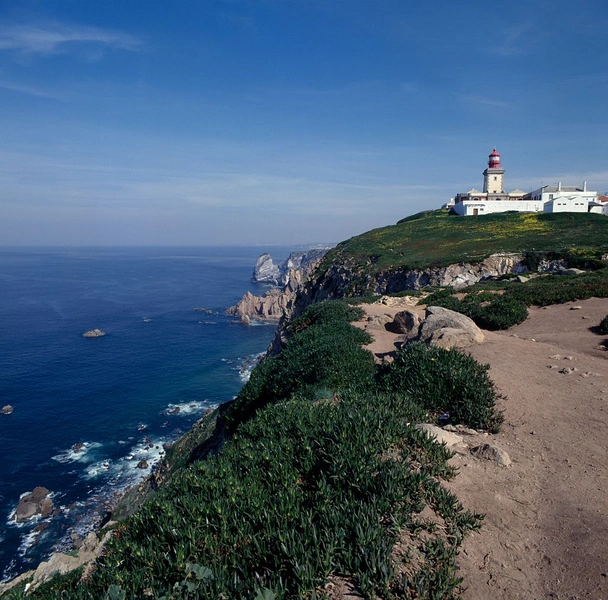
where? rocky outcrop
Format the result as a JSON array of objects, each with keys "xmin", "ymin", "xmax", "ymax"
[
  {"xmin": 2, "ymin": 404, "xmax": 13, "ymax": 415},
  {"xmin": 227, "ymin": 289, "xmax": 291, "ymax": 323},
  {"xmin": 12, "ymin": 487, "xmax": 54, "ymax": 523},
  {"xmin": 385, "ymin": 306, "xmax": 485, "ymax": 350},
  {"xmin": 252, "ymin": 253, "xmax": 280, "ymax": 284},
  {"xmin": 252, "ymin": 249, "xmax": 330, "ymax": 285},
  {"xmin": 82, "ymin": 329, "xmax": 105, "ymax": 338},
  {"xmin": 228, "ymin": 249, "xmax": 331, "ymax": 323},
  {"xmin": 0, "ymin": 531, "xmax": 114, "ymax": 595}
]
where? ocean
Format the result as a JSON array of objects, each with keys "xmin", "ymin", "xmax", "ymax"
[{"xmin": 0, "ymin": 246, "xmax": 290, "ymax": 582}]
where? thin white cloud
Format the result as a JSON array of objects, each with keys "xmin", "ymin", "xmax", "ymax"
[
  {"xmin": 0, "ymin": 22, "xmax": 142, "ymax": 56},
  {"xmin": 459, "ymin": 94, "xmax": 510, "ymax": 110},
  {"xmin": 0, "ymin": 79, "xmax": 63, "ymax": 99},
  {"xmin": 491, "ymin": 22, "xmax": 534, "ymax": 57}
]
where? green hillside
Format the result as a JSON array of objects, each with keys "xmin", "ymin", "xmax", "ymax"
[{"xmin": 322, "ymin": 210, "xmax": 608, "ymax": 273}]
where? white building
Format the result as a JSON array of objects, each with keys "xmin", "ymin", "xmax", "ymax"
[{"xmin": 450, "ymin": 149, "xmax": 600, "ymax": 216}]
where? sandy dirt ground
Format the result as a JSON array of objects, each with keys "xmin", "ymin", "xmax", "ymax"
[{"xmin": 356, "ymin": 297, "xmax": 608, "ymax": 600}]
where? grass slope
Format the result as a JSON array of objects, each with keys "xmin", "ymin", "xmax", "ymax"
[{"xmin": 321, "ymin": 210, "xmax": 608, "ymax": 273}]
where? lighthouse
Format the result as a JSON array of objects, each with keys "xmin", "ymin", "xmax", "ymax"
[{"xmin": 483, "ymin": 148, "xmax": 505, "ymax": 195}]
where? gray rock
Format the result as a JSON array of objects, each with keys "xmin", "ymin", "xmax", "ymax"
[
  {"xmin": 13, "ymin": 487, "xmax": 54, "ymax": 523},
  {"xmin": 416, "ymin": 423, "xmax": 464, "ymax": 447},
  {"xmin": 418, "ymin": 306, "xmax": 485, "ymax": 349},
  {"xmin": 386, "ymin": 309, "xmax": 421, "ymax": 337},
  {"xmin": 470, "ymin": 443, "xmax": 511, "ymax": 466},
  {"xmin": 252, "ymin": 253, "xmax": 280, "ymax": 283},
  {"xmin": 1, "ymin": 404, "xmax": 13, "ymax": 415},
  {"xmin": 560, "ymin": 268, "xmax": 585, "ymax": 276},
  {"xmin": 82, "ymin": 329, "xmax": 105, "ymax": 338}
]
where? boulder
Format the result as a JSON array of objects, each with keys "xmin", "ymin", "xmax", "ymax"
[
  {"xmin": 418, "ymin": 306, "xmax": 484, "ymax": 349},
  {"xmin": 470, "ymin": 443, "xmax": 511, "ymax": 466},
  {"xmin": 13, "ymin": 487, "xmax": 54, "ymax": 523},
  {"xmin": 386, "ymin": 309, "xmax": 421, "ymax": 338},
  {"xmin": 1, "ymin": 404, "xmax": 13, "ymax": 415},
  {"xmin": 560, "ymin": 268, "xmax": 585, "ymax": 276},
  {"xmin": 416, "ymin": 423, "xmax": 464, "ymax": 447}
]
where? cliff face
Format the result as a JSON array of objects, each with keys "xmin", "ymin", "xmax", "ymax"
[
  {"xmin": 227, "ymin": 252, "xmax": 327, "ymax": 323},
  {"xmin": 291, "ymin": 253, "xmax": 529, "ymax": 318},
  {"xmin": 252, "ymin": 249, "xmax": 330, "ymax": 286}
]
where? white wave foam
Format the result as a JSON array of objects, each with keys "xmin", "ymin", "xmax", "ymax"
[
  {"xmin": 164, "ymin": 401, "xmax": 207, "ymax": 416},
  {"xmin": 52, "ymin": 442, "xmax": 102, "ymax": 464},
  {"xmin": 238, "ymin": 352, "xmax": 265, "ymax": 382},
  {"xmin": 84, "ymin": 460, "xmax": 112, "ymax": 479}
]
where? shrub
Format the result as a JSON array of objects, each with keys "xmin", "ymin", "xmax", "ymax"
[
  {"xmin": 24, "ymin": 391, "xmax": 481, "ymax": 600},
  {"xmin": 599, "ymin": 315, "xmax": 608, "ymax": 335},
  {"xmin": 424, "ymin": 291, "xmax": 528, "ymax": 330},
  {"xmin": 378, "ymin": 342, "xmax": 503, "ymax": 432},
  {"xmin": 223, "ymin": 301, "xmax": 376, "ymax": 429},
  {"xmin": 468, "ymin": 296, "xmax": 528, "ymax": 330}
]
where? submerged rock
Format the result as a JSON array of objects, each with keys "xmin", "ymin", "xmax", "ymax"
[{"xmin": 1, "ymin": 404, "xmax": 13, "ymax": 415}]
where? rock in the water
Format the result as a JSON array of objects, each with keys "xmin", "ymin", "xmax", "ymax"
[
  {"xmin": 416, "ymin": 423, "xmax": 464, "ymax": 447},
  {"xmin": 417, "ymin": 306, "xmax": 485, "ymax": 349},
  {"xmin": 137, "ymin": 460, "xmax": 149, "ymax": 469},
  {"xmin": 1, "ymin": 404, "xmax": 13, "ymax": 415},
  {"xmin": 82, "ymin": 329, "xmax": 105, "ymax": 338},
  {"xmin": 13, "ymin": 487, "xmax": 54, "ymax": 523},
  {"xmin": 252, "ymin": 253, "xmax": 280, "ymax": 283},
  {"xmin": 470, "ymin": 443, "xmax": 511, "ymax": 466}
]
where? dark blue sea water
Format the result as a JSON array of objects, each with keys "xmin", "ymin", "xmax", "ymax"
[{"xmin": 0, "ymin": 246, "xmax": 290, "ymax": 582}]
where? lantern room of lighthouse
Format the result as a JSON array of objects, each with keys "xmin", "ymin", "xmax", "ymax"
[{"xmin": 483, "ymin": 148, "xmax": 505, "ymax": 196}]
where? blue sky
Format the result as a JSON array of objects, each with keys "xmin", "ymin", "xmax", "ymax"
[{"xmin": 1, "ymin": 0, "xmax": 607, "ymax": 246}]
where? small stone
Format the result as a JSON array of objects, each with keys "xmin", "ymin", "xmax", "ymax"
[
  {"xmin": 559, "ymin": 367, "xmax": 574, "ymax": 375},
  {"xmin": 470, "ymin": 443, "xmax": 511, "ymax": 467},
  {"xmin": 570, "ymin": 305, "xmax": 583, "ymax": 310},
  {"xmin": 550, "ymin": 354, "xmax": 562, "ymax": 359}
]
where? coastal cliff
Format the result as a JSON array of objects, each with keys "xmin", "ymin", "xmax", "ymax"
[
  {"xmin": 226, "ymin": 248, "xmax": 329, "ymax": 322},
  {"xmin": 4, "ymin": 211, "xmax": 607, "ymax": 599}
]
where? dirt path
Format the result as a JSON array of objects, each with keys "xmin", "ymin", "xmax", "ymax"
[{"xmin": 356, "ymin": 298, "xmax": 608, "ymax": 599}]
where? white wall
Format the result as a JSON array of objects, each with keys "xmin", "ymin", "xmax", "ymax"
[{"xmin": 454, "ymin": 200, "xmax": 545, "ymax": 216}]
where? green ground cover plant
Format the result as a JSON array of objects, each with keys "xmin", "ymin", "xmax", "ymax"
[
  {"xmin": 10, "ymin": 300, "xmax": 502, "ymax": 600},
  {"xmin": 599, "ymin": 315, "xmax": 608, "ymax": 335},
  {"xmin": 317, "ymin": 211, "xmax": 608, "ymax": 278},
  {"xmin": 424, "ymin": 266, "xmax": 608, "ymax": 330}
]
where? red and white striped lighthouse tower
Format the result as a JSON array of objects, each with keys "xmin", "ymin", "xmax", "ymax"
[{"xmin": 483, "ymin": 147, "xmax": 505, "ymax": 195}]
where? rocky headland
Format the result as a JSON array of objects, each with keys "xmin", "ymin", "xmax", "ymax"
[
  {"xmin": 2, "ymin": 212, "xmax": 606, "ymax": 598},
  {"xmin": 226, "ymin": 248, "xmax": 331, "ymax": 323}
]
